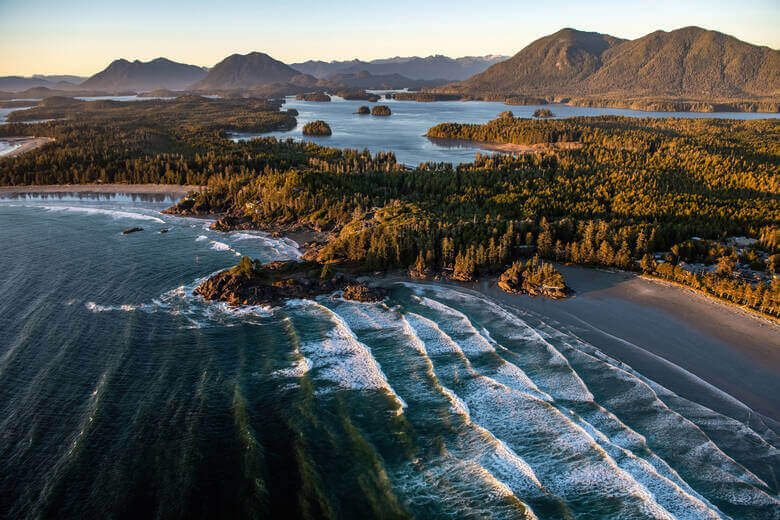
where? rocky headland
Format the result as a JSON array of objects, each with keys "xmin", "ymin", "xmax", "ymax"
[{"xmin": 194, "ymin": 259, "xmax": 387, "ymax": 307}]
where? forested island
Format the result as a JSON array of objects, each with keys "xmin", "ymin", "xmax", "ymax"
[
  {"xmin": 1, "ymin": 97, "xmax": 777, "ymax": 316},
  {"xmin": 295, "ymin": 92, "xmax": 331, "ymax": 102},
  {"xmin": 337, "ymin": 90, "xmax": 380, "ymax": 102},
  {"xmin": 371, "ymin": 105, "xmax": 391, "ymax": 116},
  {"xmin": 533, "ymin": 108, "xmax": 554, "ymax": 118},
  {"xmin": 302, "ymin": 120, "xmax": 332, "ymax": 136}
]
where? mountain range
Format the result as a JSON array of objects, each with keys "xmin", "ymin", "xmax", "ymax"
[
  {"xmin": 0, "ymin": 75, "xmax": 87, "ymax": 92},
  {"xmin": 290, "ymin": 55, "xmax": 508, "ymax": 81},
  {"xmin": 2, "ymin": 27, "xmax": 776, "ymax": 107},
  {"xmin": 79, "ymin": 58, "xmax": 208, "ymax": 91},
  {"xmin": 440, "ymin": 27, "xmax": 779, "ymax": 101}
]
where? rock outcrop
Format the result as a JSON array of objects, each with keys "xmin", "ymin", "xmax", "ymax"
[{"xmin": 194, "ymin": 260, "xmax": 387, "ymax": 307}]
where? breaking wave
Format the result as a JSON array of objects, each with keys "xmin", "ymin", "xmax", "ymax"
[
  {"xmin": 80, "ymin": 277, "xmax": 778, "ymax": 517},
  {"xmin": 32, "ymin": 204, "xmax": 166, "ymax": 223}
]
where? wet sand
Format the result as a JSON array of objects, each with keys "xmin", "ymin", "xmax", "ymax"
[
  {"xmin": 384, "ymin": 265, "xmax": 780, "ymax": 429},
  {"xmin": 0, "ymin": 137, "xmax": 54, "ymax": 158}
]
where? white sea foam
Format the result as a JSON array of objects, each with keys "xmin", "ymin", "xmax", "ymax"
[
  {"xmin": 78, "ymin": 273, "xmax": 779, "ymax": 516},
  {"xmin": 287, "ymin": 300, "xmax": 407, "ymax": 412},
  {"xmin": 85, "ymin": 271, "xmax": 276, "ymax": 327},
  {"xmin": 33, "ymin": 204, "xmax": 165, "ymax": 223},
  {"xmin": 402, "ymin": 300, "xmax": 708, "ymax": 519},
  {"xmin": 209, "ymin": 240, "xmax": 232, "ymax": 251},
  {"xmin": 552, "ymin": 335, "xmax": 780, "ymax": 507},
  {"xmin": 230, "ymin": 232, "xmax": 301, "ymax": 259},
  {"xmin": 273, "ymin": 356, "xmax": 312, "ymax": 378},
  {"xmin": 408, "ymin": 285, "xmax": 595, "ymax": 403},
  {"xmin": 85, "ymin": 301, "xmax": 153, "ymax": 313},
  {"xmin": 433, "ymin": 286, "xmax": 777, "ymax": 512}
]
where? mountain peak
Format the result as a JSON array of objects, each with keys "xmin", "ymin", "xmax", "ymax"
[
  {"xmin": 442, "ymin": 26, "xmax": 779, "ymax": 100},
  {"xmin": 81, "ymin": 57, "xmax": 208, "ymax": 91},
  {"xmin": 191, "ymin": 52, "xmax": 310, "ymax": 90}
]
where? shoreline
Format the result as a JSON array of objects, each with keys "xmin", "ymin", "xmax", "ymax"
[
  {"xmin": 639, "ymin": 273, "xmax": 779, "ymax": 326},
  {"xmin": 426, "ymin": 136, "xmax": 583, "ymax": 154},
  {"xmin": 0, "ymin": 183, "xmax": 201, "ymax": 195},
  {"xmin": 0, "ymin": 137, "xmax": 54, "ymax": 159},
  {"xmin": 256, "ymin": 227, "xmax": 780, "ymax": 425},
  {"xmin": 381, "ymin": 264, "xmax": 779, "ymax": 426},
  {"xmin": 5, "ymin": 191, "xmax": 778, "ymax": 426},
  {"xmin": 416, "ymin": 97, "xmax": 780, "ymax": 114}
]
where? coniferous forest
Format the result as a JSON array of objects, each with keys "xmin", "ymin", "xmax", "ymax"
[{"xmin": 1, "ymin": 98, "xmax": 778, "ymax": 316}]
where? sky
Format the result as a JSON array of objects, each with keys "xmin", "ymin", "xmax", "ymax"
[{"xmin": 0, "ymin": 0, "xmax": 778, "ymax": 76}]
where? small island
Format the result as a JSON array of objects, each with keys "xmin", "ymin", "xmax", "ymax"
[
  {"xmin": 504, "ymin": 96, "xmax": 548, "ymax": 106},
  {"xmin": 357, "ymin": 106, "xmax": 370, "ymax": 115},
  {"xmin": 371, "ymin": 105, "xmax": 391, "ymax": 116},
  {"xmin": 497, "ymin": 257, "xmax": 571, "ymax": 298},
  {"xmin": 194, "ymin": 257, "xmax": 387, "ymax": 306},
  {"xmin": 302, "ymin": 120, "xmax": 332, "ymax": 136},
  {"xmin": 295, "ymin": 92, "xmax": 331, "ymax": 102},
  {"xmin": 533, "ymin": 108, "xmax": 555, "ymax": 118},
  {"xmin": 498, "ymin": 110, "xmax": 514, "ymax": 119},
  {"xmin": 392, "ymin": 92, "xmax": 462, "ymax": 102},
  {"xmin": 338, "ymin": 90, "xmax": 380, "ymax": 102},
  {"xmin": 137, "ymin": 89, "xmax": 181, "ymax": 98}
]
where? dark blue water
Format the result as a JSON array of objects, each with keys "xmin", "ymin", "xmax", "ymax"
[
  {"xmin": 238, "ymin": 96, "xmax": 777, "ymax": 165},
  {"xmin": 1, "ymin": 195, "xmax": 778, "ymax": 519}
]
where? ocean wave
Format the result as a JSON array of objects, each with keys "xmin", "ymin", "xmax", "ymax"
[
  {"xmin": 209, "ymin": 240, "xmax": 236, "ymax": 253},
  {"xmin": 405, "ymin": 284, "xmax": 779, "ymax": 516},
  {"xmin": 85, "ymin": 301, "xmax": 154, "ymax": 313},
  {"xmin": 317, "ymin": 300, "xmax": 556, "ymax": 516},
  {"xmin": 84, "ymin": 271, "xmax": 276, "ymax": 327},
  {"xmin": 31, "ymin": 204, "xmax": 166, "ymax": 223},
  {"xmin": 286, "ymin": 299, "xmax": 407, "ymax": 413},
  {"xmin": 230, "ymin": 231, "xmax": 301, "ymax": 259},
  {"xmin": 273, "ymin": 356, "xmax": 312, "ymax": 378},
  {"xmin": 77, "ymin": 275, "xmax": 780, "ymax": 517}
]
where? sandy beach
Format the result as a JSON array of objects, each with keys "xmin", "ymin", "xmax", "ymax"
[
  {"xmin": 0, "ymin": 137, "xmax": 55, "ymax": 159},
  {"xmin": 381, "ymin": 264, "xmax": 780, "ymax": 429}
]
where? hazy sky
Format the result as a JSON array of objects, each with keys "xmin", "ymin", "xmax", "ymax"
[{"xmin": 1, "ymin": 0, "xmax": 778, "ymax": 76}]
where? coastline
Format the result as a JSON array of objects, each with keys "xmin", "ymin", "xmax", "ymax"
[
  {"xmin": 5, "ymin": 186, "xmax": 778, "ymax": 427},
  {"xmin": 0, "ymin": 137, "xmax": 54, "ymax": 159},
  {"xmin": 427, "ymin": 136, "xmax": 583, "ymax": 154},
  {"xmin": 639, "ymin": 273, "xmax": 780, "ymax": 326},
  {"xmin": 0, "ymin": 183, "xmax": 201, "ymax": 195},
  {"xmin": 255, "ymin": 225, "xmax": 780, "ymax": 425},
  {"xmin": 381, "ymin": 264, "xmax": 779, "ymax": 427}
]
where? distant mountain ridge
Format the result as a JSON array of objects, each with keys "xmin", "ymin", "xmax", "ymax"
[
  {"xmin": 321, "ymin": 70, "xmax": 447, "ymax": 90},
  {"xmin": 0, "ymin": 75, "xmax": 87, "ymax": 92},
  {"xmin": 80, "ymin": 58, "xmax": 208, "ymax": 91},
  {"xmin": 291, "ymin": 55, "xmax": 508, "ymax": 81},
  {"xmin": 191, "ymin": 52, "xmax": 315, "ymax": 91},
  {"xmin": 441, "ymin": 27, "xmax": 779, "ymax": 101}
]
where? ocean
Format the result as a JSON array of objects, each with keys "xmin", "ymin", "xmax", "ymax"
[{"xmin": 0, "ymin": 193, "xmax": 778, "ymax": 519}]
